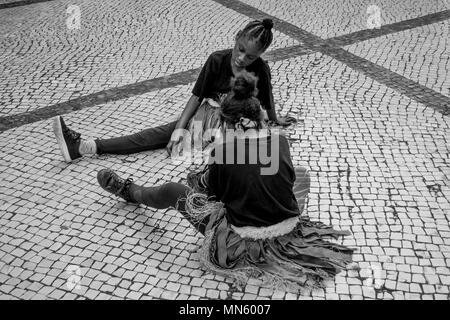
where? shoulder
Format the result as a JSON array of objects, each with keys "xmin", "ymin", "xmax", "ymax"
[
  {"xmin": 213, "ymin": 139, "xmax": 234, "ymax": 154},
  {"xmin": 248, "ymin": 57, "xmax": 271, "ymax": 76},
  {"xmin": 206, "ymin": 49, "xmax": 232, "ymax": 65},
  {"xmin": 209, "ymin": 139, "xmax": 235, "ymax": 164}
]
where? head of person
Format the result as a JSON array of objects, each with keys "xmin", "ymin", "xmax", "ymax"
[
  {"xmin": 220, "ymin": 71, "xmax": 264, "ymax": 130},
  {"xmin": 231, "ymin": 18, "xmax": 274, "ymax": 69}
]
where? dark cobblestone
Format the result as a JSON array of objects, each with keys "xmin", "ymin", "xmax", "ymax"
[
  {"xmin": 328, "ymin": 10, "xmax": 450, "ymax": 47},
  {"xmin": 0, "ymin": 0, "xmax": 54, "ymax": 10}
]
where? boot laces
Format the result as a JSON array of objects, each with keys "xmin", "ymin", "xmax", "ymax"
[{"xmin": 116, "ymin": 177, "xmax": 133, "ymax": 201}]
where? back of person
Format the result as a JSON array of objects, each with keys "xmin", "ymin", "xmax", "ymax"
[{"xmin": 208, "ymin": 131, "xmax": 300, "ymax": 228}]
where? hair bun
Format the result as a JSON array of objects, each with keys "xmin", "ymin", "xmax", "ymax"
[
  {"xmin": 231, "ymin": 71, "xmax": 258, "ymax": 100},
  {"xmin": 262, "ymin": 18, "xmax": 273, "ymax": 30}
]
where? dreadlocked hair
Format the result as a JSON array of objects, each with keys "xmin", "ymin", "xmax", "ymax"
[
  {"xmin": 237, "ymin": 18, "xmax": 274, "ymax": 52},
  {"xmin": 221, "ymin": 71, "xmax": 263, "ymax": 128}
]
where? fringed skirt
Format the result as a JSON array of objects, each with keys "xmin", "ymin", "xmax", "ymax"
[
  {"xmin": 185, "ymin": 98, "xmax": 223, "ymax": 156},
  {"xmin": 185, "ymin": 167, "xmax": 355, "ymax": 290}
]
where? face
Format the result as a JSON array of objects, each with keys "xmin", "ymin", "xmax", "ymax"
[{"xmin": 231, "ymin": 36, "xmax": 265, "ymax": 70}]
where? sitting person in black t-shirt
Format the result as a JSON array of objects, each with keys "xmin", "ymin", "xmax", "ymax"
[
  {"xmin": 52, "ymin": 18, "xmax": 296, "ymax": 163},
  {"xmin": 95, "ymin": 71, "xmax": 354, "ymax": 289}
]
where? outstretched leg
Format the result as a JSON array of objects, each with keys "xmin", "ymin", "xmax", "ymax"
[
  {"xmin": 97, "ymin": 169, "xmax": 209, "ymax": 234},
  {"xmin": 95, "ymin": 121, "xmax": 177, "ymax": 155},
  {"xmin": 53, "ymin": 116, "xmax": 177, "ymax": 162}
]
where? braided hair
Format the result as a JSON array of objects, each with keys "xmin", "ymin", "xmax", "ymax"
[
  {"xmin": 236, "ymin": 18, "xmax": 274, "ymax": 52},
  {"xmin": 221, "ymin": 71, "xmax": 263, "ymax": 129}
]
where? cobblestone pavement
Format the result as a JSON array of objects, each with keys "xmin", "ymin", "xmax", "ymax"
[
  {"xmin": 345, "ymin": 21, "xmax": 449, "ymax": 97},
  {"xmin": 0, "ymin": 0, "xmax": 449, "ymax": 300},
  {"xmin": 241, "ymin": 0, "xmax": 450, "ymax": 38},
  {"xmin": 0, "ymin": 0, "xmax": 297, "ymax": 118}
]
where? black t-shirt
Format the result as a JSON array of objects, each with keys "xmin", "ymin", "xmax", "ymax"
[
  {"xmin": 192, "ymin": 49, "xmax": 275, "ymax": 111},
  {"xmin": 207, "ymin": 133, "xmax": 299, "ymax": 227}
]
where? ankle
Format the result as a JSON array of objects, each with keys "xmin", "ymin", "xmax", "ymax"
[
  {"xmin": 79, "ymin": 139, "xmax": 97, "ymax": 155},
  {"xmin": 127, "ymin": 183, "xmax": 141, "ymax": 203}
]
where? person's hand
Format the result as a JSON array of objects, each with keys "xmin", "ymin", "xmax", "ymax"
[
  {"xmin": 166, "ymin": 130, "xmax": 184, "ymax": 157},
  {"xmin": 166, "ymin": 140, "xmax": 179, "ymax": 157},
  {"xmin": 275, "ymin": 116, "xmax": 297, "ymax": 127}
]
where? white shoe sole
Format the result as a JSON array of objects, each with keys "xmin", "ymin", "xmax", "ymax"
[{"xmin": 53, "ymin": 116, "xmax": 72, "ymax": 163}]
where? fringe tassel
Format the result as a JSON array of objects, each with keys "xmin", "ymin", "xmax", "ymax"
[
  {"xmin": 197, "ymin": 229, "xmax": 333, "ymax": 292},
  {"xmin": 182, "ymin": 192, "xmax": 224, "ymax": 224}
]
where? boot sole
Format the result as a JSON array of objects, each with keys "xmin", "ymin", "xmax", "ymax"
[{"xmin": 53, "ymin": 116, "xmax": 72, "ymax": 163}]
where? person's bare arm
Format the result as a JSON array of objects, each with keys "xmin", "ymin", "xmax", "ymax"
[
  {"xmin": 266, "ymin": 105, "xmax": 297, "ymax": 127},
  {"xmin": 166, "ymin": 94, "xmax": 201, "ymax": 155},
  {"xmin": 175, "ymin": 94, "xmax": 201, "ymax": 129},
  {"xmin": 266, "ymin": 107, "xmax": 277, "ymax": 122}
]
